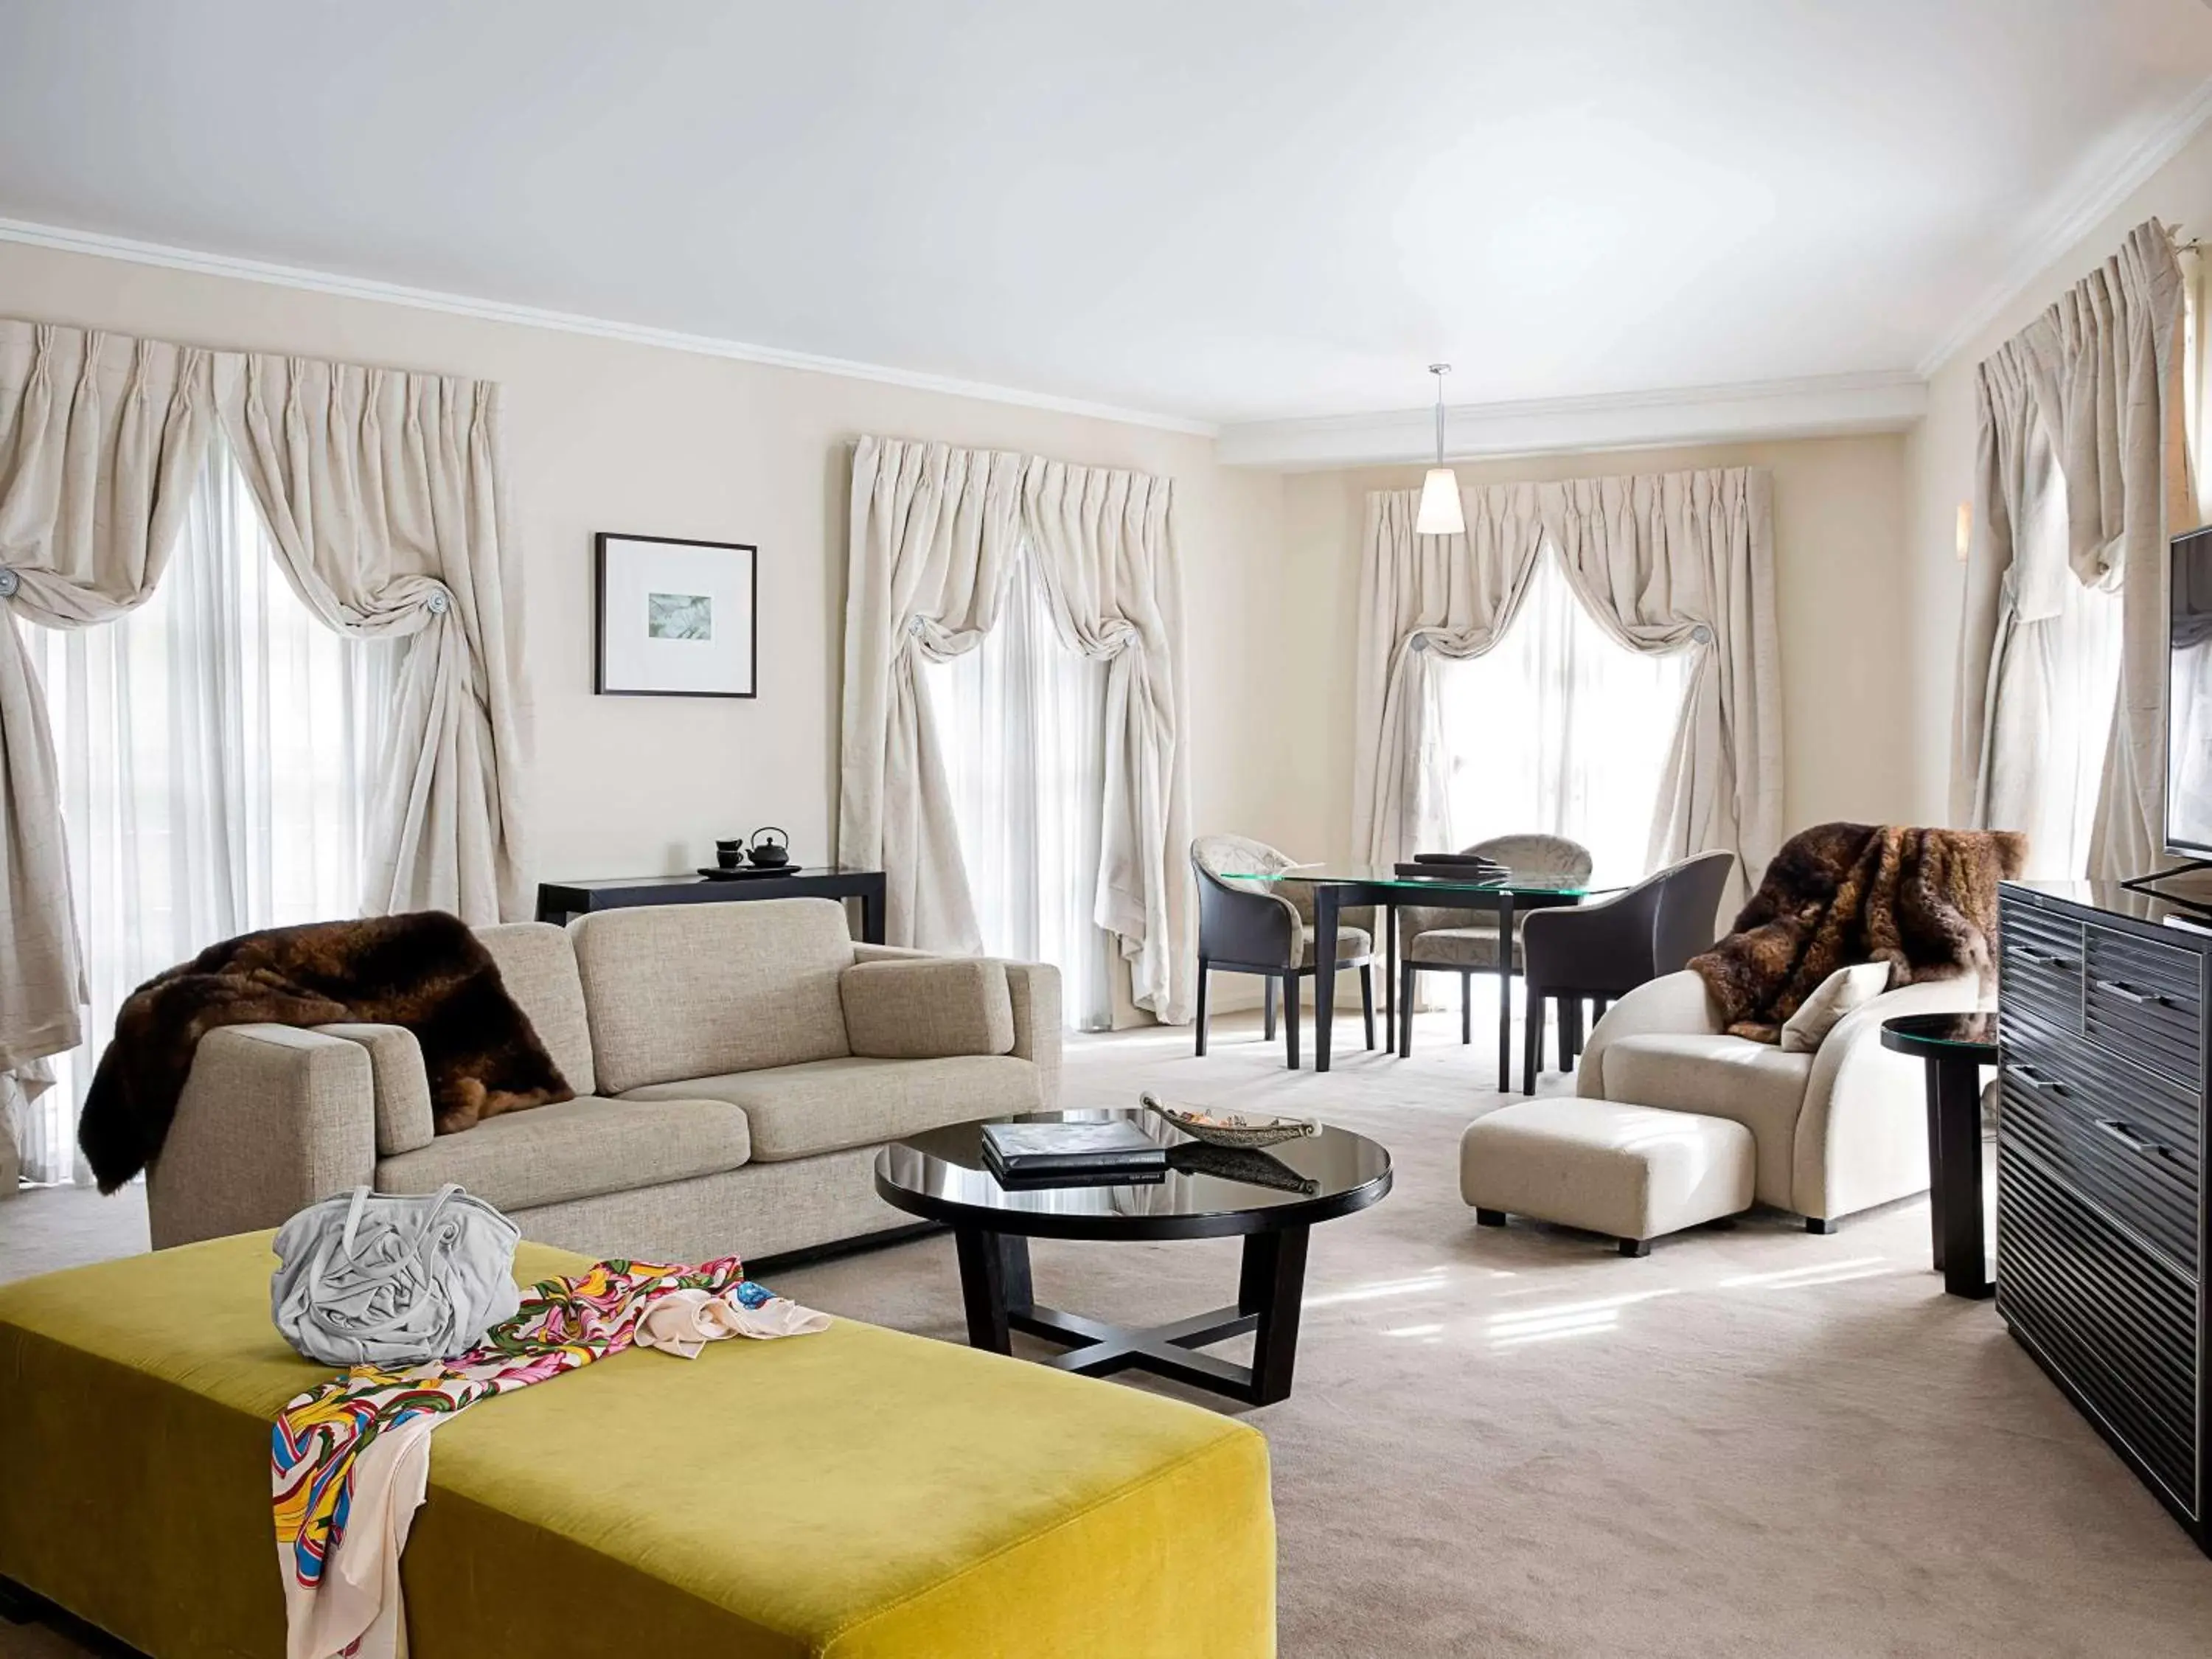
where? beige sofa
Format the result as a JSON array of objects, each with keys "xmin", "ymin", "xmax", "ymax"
[
  {"xmin": 1575, "ymin": 967, "xmax": 1980, "ymax": 1227},
  {"xmin": 147, "ymin": 898, "xmax": 1062, "ymax": 1260}
]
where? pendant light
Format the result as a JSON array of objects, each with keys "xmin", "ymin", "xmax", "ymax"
[{"xmin": 1414, "ymin": 363, "xmax": 1464, "ymax": 536}]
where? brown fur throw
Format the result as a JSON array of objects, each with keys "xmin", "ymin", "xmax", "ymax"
[
  {"xmin": 1688, "ymin": 823, "xmax": 2028, "ymax": 1043},
  {"xmin": 77, "ymin": 911, "xmax": 574, "ymax": 1194}
]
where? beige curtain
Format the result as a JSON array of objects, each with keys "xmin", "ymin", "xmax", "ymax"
[
  {"xmin": 837, "ymin": 436, "xmax": 1196, "ymax": 1023},
  {"xmin": 218, "ymin": 355, "xmax": 530, "ymax": 922},
  {"xmin": 1351, "ymin": 484, "xmax": 1548, "ymax": 864},
  {"xmin": 838, "ymin": 438, "xmax": 1026, "ymax": 955},
  {"xmin": 1353, "ymin": 467, "xmax": 1781, "ymax": 905},
  {"xmin": 0, "ymin": 322, "xmax": 218, "ymax": 1161},
  {"xmin": 1546, "ymin": 467, "xmax": 1782, "ymax": 908},
  {"xmin": 1951, "ymin": 220, "xmax": 2191, "ymax": 877}
]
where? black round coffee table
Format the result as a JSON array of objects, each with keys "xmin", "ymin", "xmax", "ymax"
[
  {"xmin": 1881, "ymin": 1011, "xmax": 1999, "ymax": 1300},
  {"xmin": 875, "ymin": 1110, "xmax": 1391, "ymax": 1406}
]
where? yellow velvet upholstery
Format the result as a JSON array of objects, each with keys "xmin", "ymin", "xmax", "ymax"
[{"xmin": 0, "ymin": 1233, "xmax": 1275, "ymax": 1658}]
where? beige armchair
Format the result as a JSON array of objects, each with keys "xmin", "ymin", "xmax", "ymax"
[{"xmin": 1576, "ymin": 967, "xmax": 1983, "ymax": 1228}]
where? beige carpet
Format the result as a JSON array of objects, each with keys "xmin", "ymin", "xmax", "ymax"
[{"xmin": 7, "ymin": 1007, "xmax": 2212, "ymax": 1656}]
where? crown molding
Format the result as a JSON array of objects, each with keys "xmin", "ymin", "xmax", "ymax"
[
  {"xmin": 1214, "ymin": 371, "xmax": 1927, "ymax": 470},
  {"xmin": 0, "ymin": 214, "xmax": 1219, "ymax": 438},
  {"xmin": 1915, "ymin": 74, "xmax": 2212, "ymax": 378}
]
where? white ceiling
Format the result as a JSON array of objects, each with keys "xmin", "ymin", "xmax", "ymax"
[{"xmin": 4, "ymin": 0, "xmax": 2212, "ymax": 439}]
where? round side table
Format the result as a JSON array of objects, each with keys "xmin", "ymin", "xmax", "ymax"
[{"xmin": 1880, "ymin": 1011, "xmax": 1998, "ymax": 1299}]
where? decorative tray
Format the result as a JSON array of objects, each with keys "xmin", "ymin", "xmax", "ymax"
[
  {"xmin": 695, "ymin": 865, "xmax": 799, "ymax": 880},
  {"xmin": 1140, "ymin": 1091, "xmax": 1319, "ymax": 1150}
]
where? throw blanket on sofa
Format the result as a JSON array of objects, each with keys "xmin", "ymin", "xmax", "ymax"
[
  {"xmin": 274, "ymin": 1256, "xmax": 830, "ymax": 1659},
  {"xmin": 1688, "ymin": 823, "xmax": 2027, "ymax": 1043},
  {"xmin": 77, "ymin": 912, "xmax": 573, "ymax": 1193}
]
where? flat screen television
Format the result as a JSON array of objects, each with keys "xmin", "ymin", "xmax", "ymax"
[{"xmin": 2166, "ymin": 524, "xmax": 2212, "ymax": 856}]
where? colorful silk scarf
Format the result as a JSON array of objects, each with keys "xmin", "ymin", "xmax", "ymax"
[{"xmin": 273, "ymin": 1256, "xmax": 772, "ymax": 1593}]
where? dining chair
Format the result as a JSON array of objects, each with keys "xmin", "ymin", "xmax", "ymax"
[
  {"xmin": 1191, "ymin": 834, "xmax": 1377, "ymax": 1069},
  {"xmin": 1517, "ymin": 849, "xmax": 1736, "ymax": 1093},
  {"xmin": 1397, "ymin": 833, "xmax": 1592, "ymax": 1057}
]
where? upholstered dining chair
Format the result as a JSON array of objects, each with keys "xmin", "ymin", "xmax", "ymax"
[
  {"xmin": 1517, "ymin": 849, "xmax": 1736, "ymax": 1093},
  {"xmin": 1397, "ymin": 832, "xmax": 1593, "ymax": 1057},
  {"xmin": 1192, "ymin": 834, "xmax": 1377, "ymax": 1069}
]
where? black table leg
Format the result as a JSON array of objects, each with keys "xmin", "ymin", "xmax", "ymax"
[
  {"xmin": 1921, "ymin": 1062, "xmax": 1947, "ymax": 1273},
  {"xmin": 859, "ymin": 880, "xmax": 887, "ymax": 945},
  {"xmin": 954, "ymin": 1225, "xmax": 1032, "ymax": 1352},
  {"xmin": 1495, "ymin": 891, "xmax": 1515, "ymax": 1091},
  {"xmin": 1313, "ymin": 884, "xmax": 1338, "ymax": 1073},
  {"xmin": 1240, "ymin": 1225, "xmax": 1311, "ymax": 1405},
  {"xmin": 1383, "ymin": 902, "xmax": 1397, "ymax": 1037},
  {"xmin": 1929, "ymin": 1055, "xmax": 1991, "ymax": 1298}
]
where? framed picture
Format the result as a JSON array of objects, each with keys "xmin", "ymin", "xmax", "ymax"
[{"xmin": 594, "ymin": 532, "xmax": 758, "ymax": 698}]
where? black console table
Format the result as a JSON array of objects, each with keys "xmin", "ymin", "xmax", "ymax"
[
  {"xmin": 535, "ymin": 867, "xmax": 888, "ymax": 943},
  {"xmin": 1997, "ymin": 880, "xmax": 2210, "ymax": 1554}
]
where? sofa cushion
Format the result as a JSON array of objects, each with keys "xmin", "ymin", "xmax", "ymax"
[
  {"xmin": 475, "ymin": 922, "xmax": 597, "ymax": 1096},
  {"xmin": 1599, "ymin": 1033, "xmax": 1814, "ymax": 1208},
  {"xmin": 572, "ymin": 898, "xmax": 855, "ymax": 1094},
  {"xmin": 624, "ymin": 1054, "xmax": 1042, "ymax": 1162},
  {"xmin": 375, "ymin": 1094, "xmax": 749, "ymax": 1212},
  {"xmin": 841, "ymin": 959, "xmax": 1015, "ymax": 1059}
]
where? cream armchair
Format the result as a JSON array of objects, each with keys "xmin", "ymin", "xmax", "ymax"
[{"xmin": 1576, "ymin": 968, "xmax": 1983, "ymax": 1229}]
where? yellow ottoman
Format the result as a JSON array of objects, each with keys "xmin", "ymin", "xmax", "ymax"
[{"xmin": 0, "ymin": 1232, "xmax": 1274, "ymax": 1658}]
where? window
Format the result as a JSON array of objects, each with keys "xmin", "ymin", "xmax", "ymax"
[
  {"xmin": 21, "ymin": 437, "xmax": 388, "ymax": 1184},
  {"xmin": 929, "ymin": 546, "xmax": 1116, "ymax": 1031},
  {"xmin": 1433, "ymin": 548, "xmax": 1694, "ymax": 879}
]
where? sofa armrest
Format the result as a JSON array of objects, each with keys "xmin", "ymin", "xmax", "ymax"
[
  {"xmin": 316, "ymin": 1023, "xmax": 436, "ymax": 1156},
  {"xmin": 1577, "ymin": 970, "xmax": 1723, "ymax": 1100},
  {"xmin": 1005, "ymin": 960, "xmax": 1063, "ymax": 1106},
  {"xmin": 145, "ymin": 1026, "xmax": 377, "ymax": 1250},
  {"xmin": 1793, "ymin": 975, "xmax": 1984, "ymax": 1219},
  {"xmin": 852, "ymin": 942, "xmax": 935, "ymax": 964}
]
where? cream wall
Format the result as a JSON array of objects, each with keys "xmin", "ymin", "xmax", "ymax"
[
  {"xmin": 1906, "ymin": 121, "xmax": 2212, "ymax": 824},
  {"xmin": 1260, "ymin": 434, "xmax": 1917, "ymax": 866},
  {"xmin": 0, "ymin": 237, "xmax": 1289, "ymax": 895}
]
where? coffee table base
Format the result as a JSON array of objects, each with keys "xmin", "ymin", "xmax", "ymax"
[{"xmin": 953, "ymin": 1224, "xmax": 1310, "ymax": 1407}]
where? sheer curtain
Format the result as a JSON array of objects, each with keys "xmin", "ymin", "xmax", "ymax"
[
  {"xmin": 931, "ymin": 546, "xmax": 1115, "ymax": 1031},
  {"xmin": 20, "ymin": 435, "xmax": 388, "ymax": 1184},
  {"xmin": 1434, "ymin": 548, "xmax": 1693, "ymax": 879}
]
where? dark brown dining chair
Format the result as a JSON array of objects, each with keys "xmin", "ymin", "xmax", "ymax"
[
  {"xmin": 1192, "ymin": 835, "xmax": 1376, "ymax": 1069},
  {"xmin": 1517, "ymin": 849, "xmax": 1736, "ymax": 1093}
]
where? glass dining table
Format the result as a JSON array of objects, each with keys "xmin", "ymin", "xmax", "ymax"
[{"xmin": 1219, "ymin": 864, "xmax": 1626, "ymax": 1084}]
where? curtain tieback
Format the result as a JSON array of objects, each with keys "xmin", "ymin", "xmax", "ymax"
[
  {"xmin": 1691, "ymin": 623, "xmax": 1714, "ymax": 646},
  {"xmin": 0, "ymin": 568, "xmax": 18, "ymax": 599},
  {"xmin": 425, "ymin": 589, "xmax": 450, "ymax": 616}
]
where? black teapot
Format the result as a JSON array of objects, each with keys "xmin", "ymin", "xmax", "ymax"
[{"xmin": 746, "ymin": 827, "xmax": 792, "ymax": 869}]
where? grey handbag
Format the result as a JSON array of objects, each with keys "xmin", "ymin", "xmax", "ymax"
[{"xmin": 271, "ymin": 1184, "xmax": 522, "ymax": 1368}]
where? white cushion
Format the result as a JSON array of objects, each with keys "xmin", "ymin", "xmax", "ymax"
[
  {"xmin": 476, "ymin": 922, "xmax": 597, "ymax": 1094},
  {"xmin": 1599, "ymin": 1033, "xmax": 1814, "ymax": 1207},
  {"xmin": 841, "ymin": 959, "xmax": 1015, "ymax": 1058},
  {"xmin": 1780, "ymin": 961, "xmax": 1892, "ymax": 1053},
  {"xmin": 1459, "ymin": 1098, "xmax": 1754, "ymax": 1244}
]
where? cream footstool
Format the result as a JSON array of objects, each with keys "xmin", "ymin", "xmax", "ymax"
[{"xmin": 1458, "ymin": 1099, "xmax": 1755, "ymax": 1256}]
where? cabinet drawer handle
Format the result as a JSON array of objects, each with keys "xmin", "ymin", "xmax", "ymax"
[
  {"xmin": 2013, "ymin": 947, "xmax": 2074, "ymax": 970},
  {"xmin": 2010, "ymin": 1065, "xmax": 2060, "ymax": 1093},
  {"xmin": 2093, "ymin": 977, "xmax": 2164, "ymax": 1006},
  {"xmin": 2092, "ymin": 1117, "xmax": 2170, "ymax": 1158}
]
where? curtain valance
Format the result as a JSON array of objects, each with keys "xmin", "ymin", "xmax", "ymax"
[
  {"xmin": 0, "ymin": 318, "xmax": 531, "ymax": 1148},
  {"xmin": 837, "ymin": 436, "xmax": 1193, "ymax": 1023},
  {"xmin": 1352, "ymin": 466, "xmax": 1781, "ymax": 908}
]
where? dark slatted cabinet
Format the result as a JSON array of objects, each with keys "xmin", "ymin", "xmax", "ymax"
[{"xmin": 1997, "ymin": 880, "xmax": 2208, "ymax": 1550}]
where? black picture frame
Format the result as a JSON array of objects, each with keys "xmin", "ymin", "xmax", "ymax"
[{"xmin": 594, "ymin": 532, "xmax": 759, "ymax": 699}]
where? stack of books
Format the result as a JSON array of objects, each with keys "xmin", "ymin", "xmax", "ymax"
[
  {"xmin": 1394, "ymin": 851, "xmax": 1508, "ymax": 880},
  {"xmin": 982, "ymin": 1120, "xmax": 1167, "ymax": 1186}
]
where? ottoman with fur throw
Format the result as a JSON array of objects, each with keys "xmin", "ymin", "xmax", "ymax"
[{"xmin": 1469, "ymin": 824, "xmax": 2025, "ymax": 1238}]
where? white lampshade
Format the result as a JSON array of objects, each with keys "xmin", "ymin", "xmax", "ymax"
[{"xmin": 1416, "ymin": 467, "xmax": 1464, "ymax": 536}]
